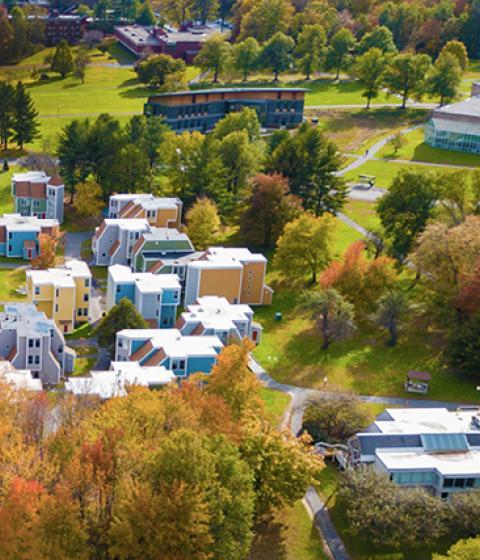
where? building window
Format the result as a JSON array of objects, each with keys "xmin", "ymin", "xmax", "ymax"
[
  {"xmin": 116, "ymin": 285, "xmax": 121, "ymax": 293},
  {"xmin": 34, "ymin": 356, "xmax": 40, "ymax": 364},
  {"xmin": 179, "ymin": 360, "xmax": 185, "ymax": 369},
  {"xmin": 35, "ymin": 286, "xmax": 40, "ymax": 295},
  {"xmin": 58, "ymin": 346, "xmax": 63, "ymax": 353},
  {"xmin": 85, "ymin": 279, "xmax": 90, "ymax": 287},
  {"xmin": 35, "ymin": 339, "xmax": 40, "ymax": 348},
  {"xmin": 55, "ymin": 304, "xmax": 59, "ymax": 312},
  {"xmin": 83, "ymin": 294, "xmax": 89, "ymax": 302},
  {"xmin": 28, "ymin": 356, "xmax": 33, "ymax": 364},
  {"xmin": 83, "ymin": 307, "xmax": 88, "ymax": 315},
  {"xmin": 56, "ymin": 289, "xmax": 60, "ymax": 297},
  {"xmin": 28, "ymin": 339, "xmax": 34, "ymax": 348}
]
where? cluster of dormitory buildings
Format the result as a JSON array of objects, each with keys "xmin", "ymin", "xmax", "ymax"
[{"xmin": 0, "ymin": 188, "xmax": 268, "ymax": 395}]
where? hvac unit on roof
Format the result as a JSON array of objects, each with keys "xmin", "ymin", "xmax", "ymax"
[{"xmin": 472, "ymin": 416, "xmax": 480, "ymax": 430}]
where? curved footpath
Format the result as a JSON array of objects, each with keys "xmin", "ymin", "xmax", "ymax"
[{"xmin": 248, "ymin": 356, "xmax": 471, "ymax": 560}]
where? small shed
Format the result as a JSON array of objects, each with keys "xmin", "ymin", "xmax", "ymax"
[{"xmin": 405, "ymin": 370, "xmax": 432, "ymax": 394}]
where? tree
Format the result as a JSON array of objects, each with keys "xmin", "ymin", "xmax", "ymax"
[
  {"xmin": 240, "ymin": 173, "xmax": 302, "ymax": 247},
  {"xmin": 274, "ymin": 213, "xmax": 335, "ymax": 284},
  {"xmin": 96, "ymin": 298, "xmax": 148, "ymax": 355},
  {"xmin": 435, "ymin": 170, "xmax": 480, "ymax": 226},
  {"xmin": 216, "ymin": 130, "xmax": 261, "ymax": 198},
  {"xmin": 358, "ymin": 25, "xmax": 397, "ymax": 54},
  {"xmin": 376, "ymin": 289, "xmax": 409, "ymax": 346},
  {"xmin": 107, "ymin": 144, "xmax": 151, "ymax": 196},
  {"xmin": 240, "ymin": 420, "xmax": 322, "ymax": 516},
  {"xmin": 195, "ymin": 34, "xmax": 231, "ymax": 83},
  {"xmin": 377, "ymin": 170, "xmax": 438, "ymax": 262},
  {"xmin": 192, "ymin": 0, "xmax": 219, "ymax": 25},
  {"xmin": 185, "ymin": 197, "xmax": 220, "ymax": 250},
  {"xmin": 73, "ymin": 178, "xmax": 104, "ymax": 218},
  {"xmin": 440, "ymin": 40, "xmax": 469, "ymax": 72},
  {"xmin": 320, "ymin": 241, "xmax": 397, "ymax": 316},
  {"xmin": 73, "ymin": 49, "xmax": 90, "ymax": 84},
  {"xmin": 302, "ymin": 394, "xmax": 370, "ymax": 443},
  {"xmin": 325, "ymin": 28, "xmax": 356, "ymax": 80},
  {"xmin": 31, "ymin": 233, "xmax": 59, "ymax": 269},
  {"xmin": 268, "ymin": 123, "xmax": 346, "ymax": 216},
  {"xmin": 410, "ymin": 217, "xmax": 480, "ymax": 320},
  {"xmin": 295, "ymin": 24, "xmax": 326, "ymax": 80},
  {"xmin": 136, "ymin": 0, "xmax": 156, "ymax": 25},
  {"xmin": 207, "ymin": 341, "xmax": 263, "ymax": 421},
  {"xmin": 136, "ymin": 54, "xmax": 186, "ymax": 89},
  {"xmin": 384, "ymin": 52, "xmax": 432, "ymax": 108},
  {"xmin": 12, "ymin": 81, "xmax": 39, "ymax": 149},
  {"xmin": 238, "ymin": 0, "xmax": 294, "ymax": 43},
  {"xmin": 158, "ymin": 0, "xmax": 192, "ymax": 26},
  {"xmin": 231, "ymin": 38, "xmax": 260, "ymax": 81},
  {"xmin": 0, "ymin": 8, "xmax": 14, "ymax": 65},
  {"xmin": 165, "ymin": 131, "xmax": 226, "ymax": 209},
  {"xmin": 212, "ymin": 107, "xmax": 261, "ymax": 143},
  {"xmin": 354, "ymin": 47, "xmax": 389, "ymax": 109},
  {"xmin": 428, "ymin": 52, "xmax": 462, "ymax": 106},
  {"xmin": 0, "ymin": 81, "xmax": 15, "ymax": 151},
  {"xmin": 448, "ymin": 491, "xmax": 480, "ymax": 540},
  {"xmin": 299, "ymin": 288, "xmax": 355, "ymax": 349},
  {"xmin": 389, "ymin": 131, "xmax": 406, "ymax": 153},
  {"xmin": 142, "ymin": 116, "xmax": 169, "ymax": 168},
  {"xmin": 51, "ymin": 40, "xmax": 74, "ymax": 78},
  {"xmin": 434, "ymin": 538, "xmax": 480, "ymax": 560},
  {"xmin": 260, "ymin": 32, "xmax": 294, "ymax": 81}
]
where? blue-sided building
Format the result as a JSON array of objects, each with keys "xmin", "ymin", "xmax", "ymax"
[
  {"xmin": 144, "ymin": 88, "xmax": 306, "ymax": 133},
  {"xmin": 107, "ymin": 265, "xmax": 181, "ymax": 328},
  {"xmin": 115, "ymin": 328, "xmax": 223, "ymax": 378}
]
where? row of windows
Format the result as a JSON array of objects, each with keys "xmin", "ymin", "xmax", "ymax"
[
  {"xmin": 28, "ymin": 339, "xmax": 41, "ymax": 348},
  {"xmin": 77, "ymin": 308, "xmax": 89, "ymax": 316},
  {"xmin": 28, "ymin": 355, "xmax": 40, "ymax": 365}
]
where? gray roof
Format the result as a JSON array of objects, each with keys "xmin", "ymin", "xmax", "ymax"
[
  {"xmin": 149, "ymin": 87, "xmax": 307, "ymax": 100},
  {"xmin": 428, "ymin": 117, "xmax": 480, "ymax": 135},
  {"xmin": 433, "ymin": 95, "xmax": 480, "ymax": 117},
  {"xmin": 357, "ymin": 434, "xmax": 423, "ymax": 456}
]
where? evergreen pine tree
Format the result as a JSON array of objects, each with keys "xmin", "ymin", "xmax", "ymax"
[
  {"xmin": 12, "ymin": 82, "xmax": 39, "ymax": 149},
  {"xmin": 51, "ymin": 39, "xmax": 74, "ymax": 78},
  {"xmin": 136, "ymin": 0, "xmax": 156, "ymax": 26},
  {"xmin": 0, "ymin": 81, "xmax": 15, "ymax": 151}
]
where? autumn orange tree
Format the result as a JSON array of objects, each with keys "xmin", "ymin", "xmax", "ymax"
[
  {"xmin": 31, "ymin": 232, "xmax": 61, "ymax": 269},
  {"xmin": 320, "ymin": 240, "xmax": 397, "ymax": 317}
]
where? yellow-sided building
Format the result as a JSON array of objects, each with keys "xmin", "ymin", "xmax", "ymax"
[{"xmin": 26, "ymin": 259, "xmax": 92, "ymax": 334}]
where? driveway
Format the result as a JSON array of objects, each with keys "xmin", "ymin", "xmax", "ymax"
[{"xmin": 64, "ymin": 231, "xmax": 92, "ymax": 260}]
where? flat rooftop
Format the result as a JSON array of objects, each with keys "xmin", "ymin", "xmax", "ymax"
[
  {"xmin": 373, "ymin": 408, "xmax": 480, "ymax": 435},
  {"xmin": 434, "ymin": 95, "xmax": 480, "ymax": 118},
  {"xmin": 149, "ymin": 87, "xmax": 307, "ymax": 100},
  {"xmin": 377, "ymin": 448, "xmax": 480, "ymax": 476}
]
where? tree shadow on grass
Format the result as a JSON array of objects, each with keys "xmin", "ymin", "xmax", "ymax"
[
  {"xmin": 25, "ymin": 75, "xmax": 64, "ymax": 89},
  {"xmin": 249, "ymin": 515, "xmax": 288, "ymax": 560},
  {"xmin": 118, "ymin": 84, "xmax": 154, "ymax": 98}
]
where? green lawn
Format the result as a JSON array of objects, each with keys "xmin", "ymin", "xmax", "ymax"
[
  {"xmin": 260, "ymin": 387, "xmax": 291, "ymax": 427},
  {"xmin": 342, "ymin": 199, "xmax": 380, "ymax": 232},
  {"xmin": 0, "ymin": 268, "xmax": 27, "ymax": 301},
  {"xmin": 377, "ymin": 127, "xmax": 480, "ymax": 167},
  {"xmin": 253, "ymin": 290, "xmax": 479, "ymax": 403},
  {"xmin": 250, "ymin": 501, "xmax": 329, "ymax": 560},
  {"xmin": 71, "ymin": 356, "xmax": 96, "ymax": 376},
  {"xmin": 66, "ymin": 322, "xmax": 95, "ymax": 341},
  {"xmin": 0, "ymin": 167, "xmax": 16, "ymax": 214},
  {"xmin": 342, "ymin": 159, "xmax": 446, "ymax": 188}
]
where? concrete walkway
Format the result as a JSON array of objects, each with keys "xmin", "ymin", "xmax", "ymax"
[{"xmin": 249, "ymin": 356, "xmax": 473, "ymax": 560}]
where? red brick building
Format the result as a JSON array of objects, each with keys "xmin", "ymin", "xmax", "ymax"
[
  {"xmin": 115, "ymin": 23, "xmax": 220, "ymax": 63},
  {"xmin": 45, "ymin": 13, "xmax": 88, "ymax": 45}
]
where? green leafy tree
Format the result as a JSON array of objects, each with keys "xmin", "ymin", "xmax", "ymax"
[
  {"xmin": 73, "ymin": 178, "xmax": 104, "ymax": 218},
  {"xmin": 299, "ymin": 288, "xmax": 355, "ymax": 349},
  {"xmin": 212, "ymin": 107, "xmax": 261, "ymax": 143},
  {"xmin": 260, "ymin": 32, "xmax": 294, "ymax": 81},
  {"xmin": 12, "ymin": 82, "xmax": 39, "ymax": 149},
  {"xmin": 376, "ymin": 289, "xmax": 409, "ymax": 346},
  {"xmin": 384, "ymin": 52, "xmax": 432, "ymax": 108},
  {"xmin": 0, "ymin": 81, "xmax": 16, "ymax": 151},
  {"xmin": 295, "ymin": 24, "xmax": 326, "ymax": 80},
  {"xmin": 158, "ymin": 0, "xmax": 192, "ymax": 26},
  {"xmin": 142, "ymin": 116, "xmax": 169, "ymax": 168},
  {"xmin": 377, "ymin": 170, "xmax": 438, "ymax": 261},
  {"xmin": 439, "ymin": 40, "xmax": 469, "ymax": 72},
  {"xmin": 195, "ymin": 34, "xmax": 231, "ymax": 83},
  {"xmin": 51, "ymin": 39, "xmax": 74, "ymax": 78},
  {"xmin": 96, "ymin": 298, "xmax": 148, "ymax": 356},
  {"xmin": 434, "ymin": 538, "xmax": 480, "ymax": 560},
  {"xmin": 238, "ymin": 0, "xmax": 294, "ymax": 43},
  {"xmin": 0, "ymin": 8, "xmax": 14, "ymax": 64},
  {"xmin": 231, "ymin": 38, "xmax": 260, "ymax": 81},
  {"xmin": 358, "ymin": 25, "xmax": 397, "ymax": 54},
  {"xmin": 444, "ymin": 312, "xmax": 480, "ymax": 377},
  {"xmin": 185, "ymin": 197, "xmax": 220, "ymax": 250},
  {"xmin": 428, "ymin": 52, "xmax": 462, "ymax": 106},
  {"xmin": 274, "ymin": 213, "xmax": 335, "ymax": 284},
  {"xmin": 354, "ymin": 47, "xmax": 389, "ymax": 109},
  {"xmin": 240, "ymin": 173, "xmax": 302, "ymax": 247},
  {"xmin": 136, "ymin": 0, "xmax": 156, "ymax": 25},
  {"xmin": 268, "ymin": 123, "xmax": 346, "ymax": 216},
  {"xmin": 136, "ymin": 54, "xmax": 186, "ymax": 89},
  {"xmin": 303, "ymin": 394, "xmax": 370, "ymax": 443},
  {"xmin": 325, "ymin": 28, "xmax": 356, "ymax": 80},
  {"xmin": 108, "ymin": 144, "xmax": 151, "ymax": 195},
  {"xmin": 192, "ymin": 0, "xmax": 219, "ymax": 25},
  {"xmin": 73, "ymin": 49, "xmax": 90, "ymax": 84}
]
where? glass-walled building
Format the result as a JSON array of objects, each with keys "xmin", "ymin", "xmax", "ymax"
[{"xmin": 425, "ymin": 87, "xmax": 480, "ymax": 154}]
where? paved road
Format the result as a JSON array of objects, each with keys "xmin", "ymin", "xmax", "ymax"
[
  {"xmin": 308, "ymin": 102, "xmax": 437, "ymax": 110},
  {"xmin": 64, "ymin": 231, "xmax": 92, "ymax": 260},
  {"xmin": 249, "ymin": 356, "xmax": 473, "ymax": 560}
]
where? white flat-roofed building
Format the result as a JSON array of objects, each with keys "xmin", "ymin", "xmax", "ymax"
[
  {"xmin": 115, "ymin": 328, "xmax": 223, "ymax": 378},
  {"xmin": 0, "ymin": 360, "xmax": 43, "ymax": 391},
  {"xmin": 65, "ymin": 360, "xmax": 176, "ymax": 399},
  {"xmin": 176, "ymin": 295, "xmax": 262, "ymax": 344},
  {"xmin": 350, "ymin": 407, "xmax": 480, "ymax": 499}
]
